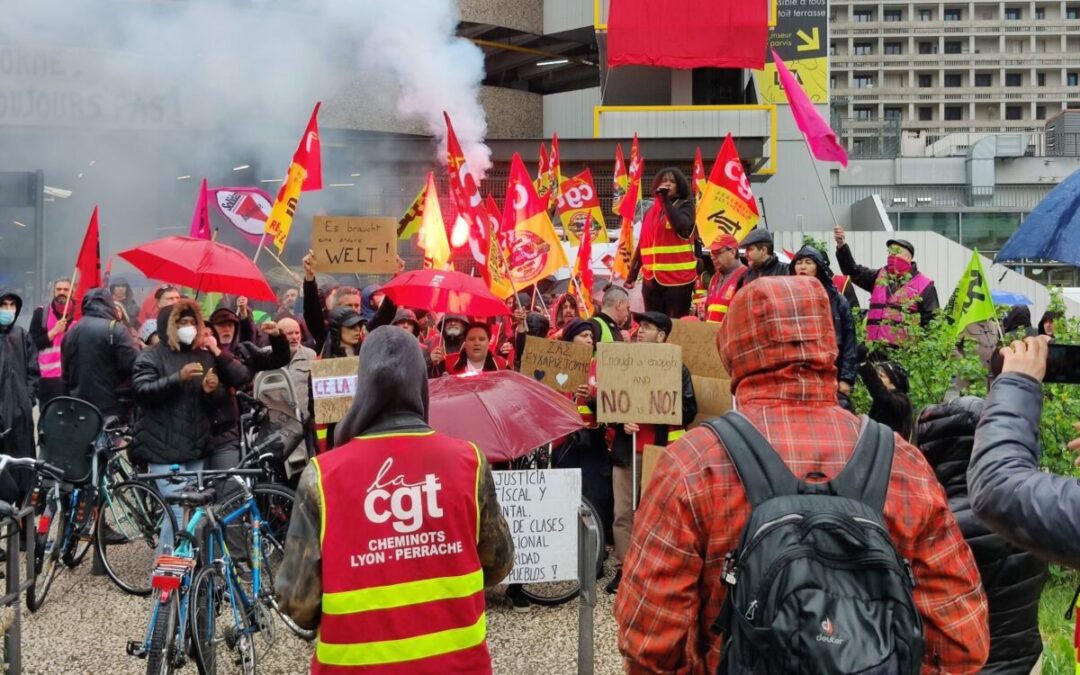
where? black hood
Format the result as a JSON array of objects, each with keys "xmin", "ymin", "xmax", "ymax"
[
  {"xmin": 82, "ymin": 288, "xmax": 118, "ymax": 320},
  {"xmin": 334, "ymin": 326, "xmax": 429, "ymax": 444},
  {"xmin": 1039, "ymin": 310, "xmax": 1059, "ymax": 335},
  {"xmin": 789, "ymin": 245, "xmax": 834, "ymax": 291},
  {"xmin": 108, "ymin": 277, "xmax": 134, "ymax": 298},
  {"xmin": 0, "ymin": 287, "xmax": 22, "ymax": 329},
  {"xmin": 1003, "ymin": 305, "xmax": 1033, "ymax": 334}
]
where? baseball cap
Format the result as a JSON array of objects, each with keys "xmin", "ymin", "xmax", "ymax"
[{"xmin": 708, "ymin": 234, "xmax": 740, "ymax": 252}]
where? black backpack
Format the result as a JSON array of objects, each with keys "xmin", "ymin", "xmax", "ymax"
[{"xmin": 704, "ymin": 412, "xmax": 924, "ymax": 675}]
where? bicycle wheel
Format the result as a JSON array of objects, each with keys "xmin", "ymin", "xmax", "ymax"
[
  {"xmin": 518, "ymin": 496, "xmax": 603, "ymax": 607},
  {"xmin": 63, "ymin": 490, "xmax": 97, "ymax": 568},
  {"xmin": 191, "ymin": 564, "xmax": 256, "ymax": 675},
  {"xmin": 218, "ymin": 484, "xmax": 313, "ymax": 641},
  {"xmin": 98, "ymin": 480, "xmax": 176, "ymax": 596},
  {"xmin": 146, "ymin": 590, "xmax": 178, "ymax": 675},
  {"xmin": 27, "ymin": 492, "xmax": 65, "ymax": 612}
]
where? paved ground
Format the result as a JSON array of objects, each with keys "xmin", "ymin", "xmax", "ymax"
[{"xmin": 17, "ymin": 556, "xmax": 624, "ymax": 674}]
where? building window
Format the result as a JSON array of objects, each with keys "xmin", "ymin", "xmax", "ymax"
[
  {"xmin": 1070, "ymin": 72, "xmax": 1079, "ymax": 86},
  {"xmin": 830, "ymin": 76, "xmax": 837, "ymax": 89},
  {"xmin": 854, "ymin": 10, "xmax": 873, "ymax": 22},
  {"xmin": 944, "ymin": 106, "xmax": 963, "ymax": 120},
  {"xmin": 918, "ymin": 74, "xmax": 933, "ymax": 87},
  {"xmin": 975, "ymin": 73, "xmax": 992, "ymax": 87},
  {"xmin": 884, "ymin": 107, "xmax": 903, "ymax": 120},
  {"xmin": 1005, "ymin": 7, "xmax": 1022, "ymax": 19},
  {"xmin": 944, "ymin": 73, "xmax": 962, "ymax": 87},
  {"xmin": 1005, "ymin": 105, "xmax": 1024, "ymax": 120},
  {"xmin": 1069, "ymin": 7, "xmax": 1080, "ymax": 19},
  {"xmin": 944, "ymin": 9, "xmax": 961, "ymax": 21},
  {"xmin": 919, "ymin": 106, "xmax": 934, "ymax": 121},
  {"xmin": 919, "ymin": 9, "xmax": 933, "ymax": 20},
  {"xmin": 1006, "ymin": 73, "xmax": 1022, "ymax": 86},
  {"xmin": 1038, "ymin": 72, "xmax": 1047, "ymax": 86},
  {"xmin": 1036, "ymin": 7, "xmax": 1046, "ymax": 18},
  {"xmin": 854, "ymin": 107, "xmax": 874, "ymax": 120},
  {"xmin": 884, "ymin": 42, "xmax": 903, "ymax": 54},
  {"xmin": 884, "ymin": 9, "xmax": 902, "ymax": 21},
  {"xmin": 944, "ymin": 41, "xmax": 963, "ymax": 54},
  {"xmin": 854, "ymin": 75, "xmax": 875, "ymax": 88},
  {"xmin": 1037, "ymin": 105, "xmax": 1047, "ymax": 119},
  {"xmin": 853, "ymin": 43, "xmax": 873, "ymax": 55},
  {"xmin": 919, "ymin": 41, "xmax": 936, "ymax": 54}
]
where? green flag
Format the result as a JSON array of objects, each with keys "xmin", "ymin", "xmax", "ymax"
[{"xmin": 950, "ymin": 249, "xmax": 996, "ymax": 338}]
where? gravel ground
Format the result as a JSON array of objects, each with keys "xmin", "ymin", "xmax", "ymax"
[{"xmin": 17, "ymin": 557, "xmax": 624, "ymax": 674}]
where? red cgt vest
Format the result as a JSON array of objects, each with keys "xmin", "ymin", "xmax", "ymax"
[
  {"xmin": 638, "ymin": 201, "xmax": 696, "ymax": 287},
  {"xmin": 311, "ymin": 430, "xmax": 489, "ymax": 674},
  {"xmin": 705, "ymin": 266, "xmax": 748, "ymax": 323}
]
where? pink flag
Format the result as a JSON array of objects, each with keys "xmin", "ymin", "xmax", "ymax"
[
  {"xmin": 189, "ymin": 178, "xmax": 212, "ymax": 239},
  {"xmin": 772, "ymin": 50, "xmax": 848, "ymax": 167}
]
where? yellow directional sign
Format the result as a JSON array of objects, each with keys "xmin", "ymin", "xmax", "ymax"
[
  {"xmin": 796, "ymin": 27, "xmax": 820, "ymax": 52},
  {"xmin": 753, "ymin": 0, "xmax": 829, "ymax": 104}
]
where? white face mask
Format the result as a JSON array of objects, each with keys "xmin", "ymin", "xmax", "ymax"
[{"xmin": 177, "ymin": 325, "xmax": 198, "ymax": 346}]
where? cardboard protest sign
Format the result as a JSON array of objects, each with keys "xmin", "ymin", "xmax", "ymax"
[
  {"xmin": 494, "ymin": 469, "xmax": 582, "ymax": 583},
  {"xmin": 668, "ymin": 320, "xmax": 727, "ymax": 379},
  {"xmin": 519, "ymin": 336, "xmax": 592, "ymax": 393},
  {"xmin": 641, "ymin": 444, "xmax": 665, "ymax": 494},
  {"xmin": 689, "ymin": 375, "xmax": 734, "ymax": 428},
  {"xmin": 595, "ymin": 342, "xmax": 683, "ymax": 425},
  {"xmin": 311, "ymin": 357, "xmax": 359, "ymax": 424},
  {"xmin": 312, "ymin": 216, "xmax": 397, "ymax": 274}
]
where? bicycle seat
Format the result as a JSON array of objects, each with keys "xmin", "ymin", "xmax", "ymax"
[{"xmin": 163, "ymin": 488, "xmax": 216, "ymax": 508}]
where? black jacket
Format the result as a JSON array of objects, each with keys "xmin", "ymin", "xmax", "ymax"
[
  {"xmin": 835, "ymin": 243, "xmax": 939, "ymax": 327},
  {"xmin": 858, "ymin": 361, "xmax": 913, "ymax": 440},
  {"xmin": 610, "ymin": 364, "xmax": 696, "ymax": 467},
  {"xmin": 917, "ymin": 398, "xmax": 1046, "ymax": 674},
  {"xmin": 790, "ymin": 246, "xmax": 858, "ymax": 385},
  {"xmin": 970, "ymin": 372, "xmax": 1080, "ymax": 567},
  {"xmin": 61, "ymin": 289, "xmax": 140, "ymax": 417},
  {"xmin": 0, "ymin": 288, "xmax": 38, "ymax": 465},
  {"xmin": 740, "ymin": 255, "xmax": 790, "ymax": 288},
  {"xmin": 130, "ymin": 299, "xmax": 248, "ymax": 465}
]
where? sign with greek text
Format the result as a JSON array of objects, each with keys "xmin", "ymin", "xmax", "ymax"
[
  {"xmin": 519, "ymin": 336, "xmax": 593, "ymax": 393},
  {"xmin": 311, "ymin": 357, "xmax": 359, "ymax": 424},
  {"xmin": 595, "ymin": 342, "xmax": 683, "ymax": 425},
  {"xmin": 312, "ymin": 216, "xmax": 397, "ymax": 274},
  {"xmin": 494, "ymin": 469, "xmax": 581, "ymax": 584}
]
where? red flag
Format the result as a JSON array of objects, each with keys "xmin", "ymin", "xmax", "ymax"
[
  {"xmin": 503, "ymin": 153, "xmax": 568, "ymax": 287},
  {"xmin": 618, "ymin": 134, "xmax": 644, "ymax": 223},
  {"xmin": 696, "ymin": 134, "xmax": 761, "ymax": 244},
  {"xmin": 612, "ymin": 144, "xmax": 628, "ymax": 214},
  {"xmin": 189, "ymin": 178, "xmax": 211, "ymax": 240},
  {"xmin": 550, "ymin": 133, "xmax": 564, "ymax": 208},
  {"xmin": 444, "ymin": 111, "xmax": 488, "ymax": 265},
  {"xmin": 608, "ymin": 0, "xmax": 767, "ymax": 70},
  {"xmin": 293, "ymin": 102, "xmax": 322, "ymax": 191},
  {"xmin": 572, "ymin": 217, "xmax": 595, "ymax": 316},
  {"xmin": 73, "ymin": 206, "xmax": 101, "ymax": 318},
  {"xmin": 102, "ymin": 256, "xmax": 114, "ymax": 287},
  {"xmin": 537, "ymin": 143, "xmax": 549, "ymax": 183},
  {"xmin": 772, "ymin": 50, "xmax": 849, "ymax": 167},
  {"xmin": 693, "ymin": 147, "xmax": 706, "ymax": 199}
]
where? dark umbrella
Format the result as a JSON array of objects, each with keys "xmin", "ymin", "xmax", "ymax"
[
  {"xmin": 427, "ymin": 370, "xmax": 583, "ymax": 462},
  {"xmin": 996, "ymin": 167, "xmax": 1080, "ymax": 265}
]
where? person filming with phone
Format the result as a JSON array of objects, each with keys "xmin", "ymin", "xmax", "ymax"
[{"xmin": 970, "ymin": 335, "xmax": 1080, "ymax": 567}]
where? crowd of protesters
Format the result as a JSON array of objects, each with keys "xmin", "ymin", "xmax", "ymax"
[{"xmin": 0, "ymin": 167, "xmax": 1076, "ymax": 673}]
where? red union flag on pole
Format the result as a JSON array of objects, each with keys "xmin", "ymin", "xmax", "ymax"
[
  {"xmin": 557, "ymin": 168, "xmax": 609, "ymax": 245},
  {"xmin": 693, "ymin": 147, "xmax": 706, "ymax": 199},
  {"xmin": 695, "ymin": 134, "xmax": 760, "ymax": 245},
  {"xmin": 444, "ymin": 111, "xmax": 488, "ymax": 265},
  {"xmin": 72, "ymin": 206, "xmax": 101, "ymax": 319},
  {"xmin": 189, "ymin": 178, "xmax": 211, "ymax": 240},
  {"xmin": 612, "ymin": 143, "xmax": 628, "ymax": 215},
  {"xmin": 773, "ymin": 49, "xmax": 849, "ymax": 167},
  {"xmin": 503, "ymin": 153, "xmax": 568, "ymax": 287},
  {"xmin": 617, "ymin": 134, "xmax": 644, "ymax": 223}
]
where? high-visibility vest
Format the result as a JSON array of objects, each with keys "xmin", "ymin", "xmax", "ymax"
[
  {"xmin": 312, "ymin": 430, "xmax": 490, "ymax": 674},
  {"xmin": 866, "ymin": 271, "xmax": 932, "ymax": 345},
  {"xmin": 38, "ymin": 307, "xmax": 64, "ymax": 379},
  {"xmin": 589, "ymin": 316, "xmax": 616, "ymax": 343},
  {"xmin": 705, "ymin": 266, "xmax": 748, "ymax": 323},
  {"xmin": 638, "ymin": 202, "xmax": 696, "ymax": 286}
]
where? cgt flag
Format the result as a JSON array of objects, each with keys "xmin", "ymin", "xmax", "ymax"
[
  {"xmin": 693, "ymin": 147, "xmax": 706, "ymax": 200},
  {"xmin": 949, "ymin": 250, "xmax": 996, "ymax": 339},
  {"xmin": 696, "ymin": 133, "xmax": 760, "ymax": 245},
  {"xmin": 503, "ymin": 152, "xmax": 568, "ymax": 287},
  {"xmin": 263, "ymin": 102, "xmax": 322, "ymax": 254},
  {"xmin": 398, "ymin": 180, "xmax": 427, "ymax": 240},
  {"xmin": 481, "ymin": 194, "xmax": 515, "ymax": 300},
  {"xmin": 557, "ymin": 168, "xmax": 609, "ymax": 245},
  {"xmin": 444, "ymin": 112, "xmax": 488, "ymax": 265},
  {"xmin": 572, "ymin": 214, "xmax": 595, "ymax": 316},
  {"xmin": 617, "ymin": 134, "xmax": 644, "ymax": 223}
]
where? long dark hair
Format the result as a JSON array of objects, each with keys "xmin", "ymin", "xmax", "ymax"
[{"xmin": 650, "ymin": 167, "xmax": 691, "ymax": 201}]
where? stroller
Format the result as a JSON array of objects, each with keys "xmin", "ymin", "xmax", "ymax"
[{"xmin": 245, "ymin": 370, "xmax": 308, "ymax": 486}]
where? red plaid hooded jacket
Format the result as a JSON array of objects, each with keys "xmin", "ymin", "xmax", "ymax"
[{"xmin": 613, "ymin": 276, "xmax": 988, "ymax": 674}]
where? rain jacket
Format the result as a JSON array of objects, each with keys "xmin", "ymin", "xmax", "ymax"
[
  {"xmin": 0, "ymin": 288, "xmax": 38, "ymax": 497},
  {"xmin": 789, "ymin": 246, "xmax": 857, "ymax": 385},
  {"xmin": 61, "ymin": 288, "xmax": 140, "ymax": 417},
  {"xmin": 277, "ymin": 327, "xmax": 514, "ymax": 630},
  {"xmin": 614, "ymin": 276, "xmax": 988, "ymax": 674},
  {"xmin": 916, "ymin": 398, "xmax": 1046, "ymax": 675},
  {"xmin": 970, "ymin": 372, "xmax": 1080, "ymax": 567},
  {"xmin": 1001, "ymin": 305, "xmax": 1037, "ymax": 339},
  {"xmin": 108, "ymin": 277, "xmax": 141, "ymax": 323}
]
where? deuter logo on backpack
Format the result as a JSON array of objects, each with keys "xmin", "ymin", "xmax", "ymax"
[{"xmin": 816, "ymin": 618, "xmax": 844, "ymax": 646}]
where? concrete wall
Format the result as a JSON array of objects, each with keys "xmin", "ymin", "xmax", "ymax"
[
  {"xmin": 773, "ymin": 230, "xmax": 1080, "ymax": 320},
  {"xmin": 461, "ymin": 0, "xmax": 542, "ymax": 34},
  {"xmin": 543, "ymin": 87, "xmax": 601, "ymax": 138},
  {"xmin": 754, "ymin": 111, "xmax": 844, "ymax": 230},
  {"xmin": 479, "ymin": 87, "xmax": 544, "ymax": 139},
  {"xmin": 544, "ymin": 0, "xmax": 594, "ymax": 34}
]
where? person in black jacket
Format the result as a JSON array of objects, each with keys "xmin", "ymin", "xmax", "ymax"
[
  {"xmin": 1037, "ymin": 310, "xmax": 1058, "ymax": 338},
  {"xmin": 1002, "ymin": 305, "xmax": 1037, "ymax": 340},
  {"xmin": 28, "ymin": 277, "xmax": 73, "ymax": 407},
  {"xmin": 790, "ymin": 245, "xmax": 858, "ymax": 409},
  {"xmin": 858, "ymin": 360, "xmax": 913, "ymax": 440},
  {"xmin": 916, "ymin": 398, "xmax": 1047, "ymax": 674},
  {"xmin": 969, "ymin": 335, "xmax": 1080, "ymax": 568},
  {"xmin": 61, "ymin": 288, "xmax": 140, "ymax": 420},
  {"xmin": 606, "ymin": 311, "xmax": 696, "ymax": 594},
  {"xmin": 0, "ymin": 288, "xmax": 38, "ymax": 502},
  {"xmin": 738, "ymin": 228, "xmax": 790, "ymax": 288},
  {"xmin": 131, "ymin": 299, "xmax": 248, "ymax": 547}
]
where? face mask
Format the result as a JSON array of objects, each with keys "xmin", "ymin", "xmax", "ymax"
[
  {"xmin": 177, "ymin": 325, "xmax": 198, "ymax": 345},
  {"xmin": 886, "ymin": 255, "xmax": 911, "ymax": 275},
  {"xmin": 0, "ymin": 309, "xmax": 14, "ymax": 326}
]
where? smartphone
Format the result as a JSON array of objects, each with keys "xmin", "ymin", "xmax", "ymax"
[{"xmin": 990, "ymin": 343, "xmax": 1080, "ymax": 384}]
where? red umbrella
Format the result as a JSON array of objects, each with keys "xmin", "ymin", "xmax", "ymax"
[
  {"xmin": 381, "ymin": 269, "xmax": 510, "ymax": 317},
  {"xmin": 118, "ymin": 236, "xmax": 276, "ymax": 302},
  {"xmin": 428, "ymin": 370, "xmax": 583, "ymax": 462}
]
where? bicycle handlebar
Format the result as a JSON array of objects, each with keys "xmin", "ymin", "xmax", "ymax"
[
  {"xmin": 136, "ymin": 467, "xmax": 265, "ymax": 484},
  {"xmin": 0, "ymin": 454, "xmax": 65, "ymax": 480}
]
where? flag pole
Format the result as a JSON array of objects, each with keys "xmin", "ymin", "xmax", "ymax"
[
  {"xmin": 802, "ymin": 138, "xmax": 840, "ymax": 227},
  {"xmin": 253, "ymin": 233, "xmax": 267, "ymax": 264},
  {"xmin": 263, "ymin": 247, "xmax": 301, "ymax": 284},
  {"xmin": 61, "ymin": 268, "xmax": 78, "ymax": 319}
]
